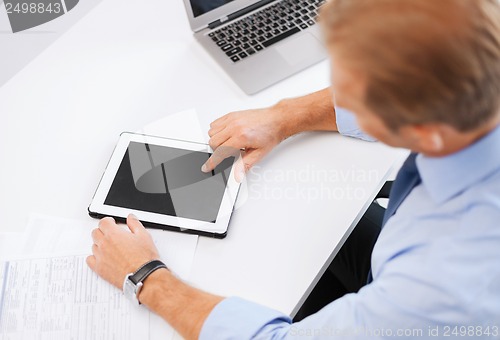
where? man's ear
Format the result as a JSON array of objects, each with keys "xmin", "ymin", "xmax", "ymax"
[{"xmin": 406, "ymin": 124, "xmax": 444, "ymax": 154}]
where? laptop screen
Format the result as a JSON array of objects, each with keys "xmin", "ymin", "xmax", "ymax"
[{"xmin": 190, "ymin": 0, "xmax": 236, "ymax": 17}]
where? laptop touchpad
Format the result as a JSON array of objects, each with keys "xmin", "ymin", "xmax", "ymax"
[{"xmin": 276, "ymin": 33, "xmax": 324, "ymax": 66}]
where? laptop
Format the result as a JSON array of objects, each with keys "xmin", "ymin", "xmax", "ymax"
[{"xmin": 183, "ymin": 0, "xmax": 327, "ymax": 94}]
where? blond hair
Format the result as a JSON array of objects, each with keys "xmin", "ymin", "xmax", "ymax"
[{"xmin": 321, "ymin": 0, "xmax": 500, "ymax": 131}]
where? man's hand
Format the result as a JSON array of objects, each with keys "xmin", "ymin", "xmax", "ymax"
[
  {"xmin": 201, "ymin": 88, "xmax": 338, "ymax": 180},
  {"xmin": 87, "ymin": 216, "xmax": 222, "ymax": 340},
  {"xmin": 87, "ymin": 215, "xmax": 160, "ymax": 290},
  {"xmin": 202, "ymin": 105, "xmax": 288, "ymax": 181}
]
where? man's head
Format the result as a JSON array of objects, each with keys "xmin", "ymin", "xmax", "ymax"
[{"xmin": 321, "ymin": 0, "xmax": 500, "ymax": 155}]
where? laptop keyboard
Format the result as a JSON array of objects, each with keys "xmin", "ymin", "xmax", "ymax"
[{"xmin": 208, "ymin": 0, "xmax": 326, "ymax": 63}]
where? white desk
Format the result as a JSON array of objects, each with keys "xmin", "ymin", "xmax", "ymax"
[{"xmin": 0, "ymin": 0, "xmax": 407, "ymax": 318}]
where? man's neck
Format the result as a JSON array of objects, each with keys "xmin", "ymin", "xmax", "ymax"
[{"xmin": 423, "ymin": 118, "xmax": 500, "ymax": 157}]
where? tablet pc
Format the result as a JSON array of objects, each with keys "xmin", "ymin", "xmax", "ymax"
[{"xmin": 88, "ymin": 132, "xmax": 241, "ymax": 238}]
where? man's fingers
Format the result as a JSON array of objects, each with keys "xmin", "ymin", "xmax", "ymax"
[
  {"xmin": 86, "ymin": 255, "xmax": 96, "ymax": 271},
  {"xmin": 208, "ymin": 128, "xmax": 231, "ymax": 150},
  {"xmin": 233, "ymin": 157, "xmax": 246, "ymax": 183},
  {"xmin": 208, "ymin": 125, "xmax": 226, "ymax": 138},
  {"xmin": 202, "ymin": 154, "xmax": 222, "ymax": 173},
  {"xmin": 91, "ymin": 228, "xmax": 104, "ymax": 246},
  {"xmin": 209, "ymin": 114, "xmax": 229, "ymax": 130},
  {"xmin": 202, "ymin": 142, "xmax": 240, "ymax": 173},
  {"xmin": 87, "ymin": 244, "xmax": 99, "ymax": 272},
  {"xmin": 127, "ymin": 214, "xmax": 145, "ymax": 234},
  {"xmin": 242, "ymin": 149, "xmax": 265, "ymax": 172},
  {"xmin": 233, "ymin": 149, "xmax": 264, "ymax": 182},
  {"xmin": 98, "ymin": 217, "xmax": 116, "ymax": 233}
]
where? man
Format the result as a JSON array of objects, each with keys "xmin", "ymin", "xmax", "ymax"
[{"xmin": 87, "ymin": 0, "xmax": 500, "ymax": 338}]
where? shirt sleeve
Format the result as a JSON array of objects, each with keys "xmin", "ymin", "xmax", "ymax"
[
  {"xmin": 200, "ymin": 289, "xmax": 404, "ymax": 340},
  {"xmin": 335, "ymin": 107, "xmax": 376, "ymax": 142},
  {"xmin": 199, "ymin": 297, "xmax": 292, "ymax": 339},
  {"xmin": 199, "ymin": 239, "xmax": 489, "ymax": 339},
  {"xmin": 201, "ymin": 290, "xmax": 405, "ymax": 340},
  {"xmin": 199, "ymin": 281, "xmax": 431, "ymax": 339}
]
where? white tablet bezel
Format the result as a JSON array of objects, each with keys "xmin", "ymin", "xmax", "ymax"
[{"xmin": 89, "ymin": 132, "xmax": 241, "ymax": 237}]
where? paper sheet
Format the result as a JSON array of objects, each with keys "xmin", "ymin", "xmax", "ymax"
[
  {"xmin": 20, "ymin": 215, "xmax": 94, "ymax": 257},
  {"xmin": 0, "ymin": 255, "xmax": 149, "ymax": 339},
  {"xmin": 0, "ymin": 214, "xmax": 199, "ymax": 340},
  {"xmin": 0, "ymin": 233, "xmax": 25, "ymax": 261},
  {"xmin": 137, "ymin": 108, "xmax": 207, "ymax": 144}
]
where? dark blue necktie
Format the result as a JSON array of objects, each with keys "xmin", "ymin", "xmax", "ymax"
[
  {"xmin": 382, "ymin": 152, "xmax": 421, "ymax": 226},
  {"xmin": 367, "ymin": 153, "xmax": 421, "ymax": 283}
]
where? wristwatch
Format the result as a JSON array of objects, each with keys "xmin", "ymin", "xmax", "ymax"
[{"xmin": 123, "ymin": 259, "xmax": 168, "ymax": 305}]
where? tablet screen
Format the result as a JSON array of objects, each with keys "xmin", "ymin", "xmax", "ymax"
[{"xmin": 104, "ymin": 141, "xmax": 234, "ymax": 223}]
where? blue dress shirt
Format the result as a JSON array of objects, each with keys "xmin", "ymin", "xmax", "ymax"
[
  {"xmin": 334, "ymin": 107, "xmax": 377, "ymax": 142},
  {"xmin": 200, "ymin": 110, "xmax": 500, "ymax": 339}
]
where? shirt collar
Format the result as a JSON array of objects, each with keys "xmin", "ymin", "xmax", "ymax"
[{"xmin": 416, "ymin": 124, "xmax": 500, "ymax": 204}]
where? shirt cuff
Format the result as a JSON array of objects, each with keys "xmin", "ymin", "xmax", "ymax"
[
  {"xmin": 335, "ymin": 106, "xmax": 376, "ymax": 142},
  {"xmin": 200, "ymin": 297, "xmax": 292, "ymax": 339}
]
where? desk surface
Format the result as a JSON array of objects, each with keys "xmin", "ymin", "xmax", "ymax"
[{"xmin": 0, "ymin": 0, "xmax": 407, "ymax": 316}]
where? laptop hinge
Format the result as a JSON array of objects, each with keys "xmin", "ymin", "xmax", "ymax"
[
  {"xmin": 208, "ymin": 16, "xmax": 229, "ymax": 29},
  {"xmin": 207, "ymin": 0, "xmax": 275, "ymax": 29}
]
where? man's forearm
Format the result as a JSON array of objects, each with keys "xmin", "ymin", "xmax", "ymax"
[
  {"xmin": 274, "ymin": 87, "xmax": 337, "ymax": 139},
  {"xmin": 139, "ymin": 269, "xmax": 223, "ymax": 340}
]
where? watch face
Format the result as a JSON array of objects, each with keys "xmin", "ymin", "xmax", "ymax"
[{"xmin": 124, "ymin": 274, "xmax": 140, "ymax": 305}]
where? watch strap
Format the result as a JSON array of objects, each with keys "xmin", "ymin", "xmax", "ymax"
[{"xmin": 129, "ymin": 260, "xmax": 167, "ymax": 285}]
